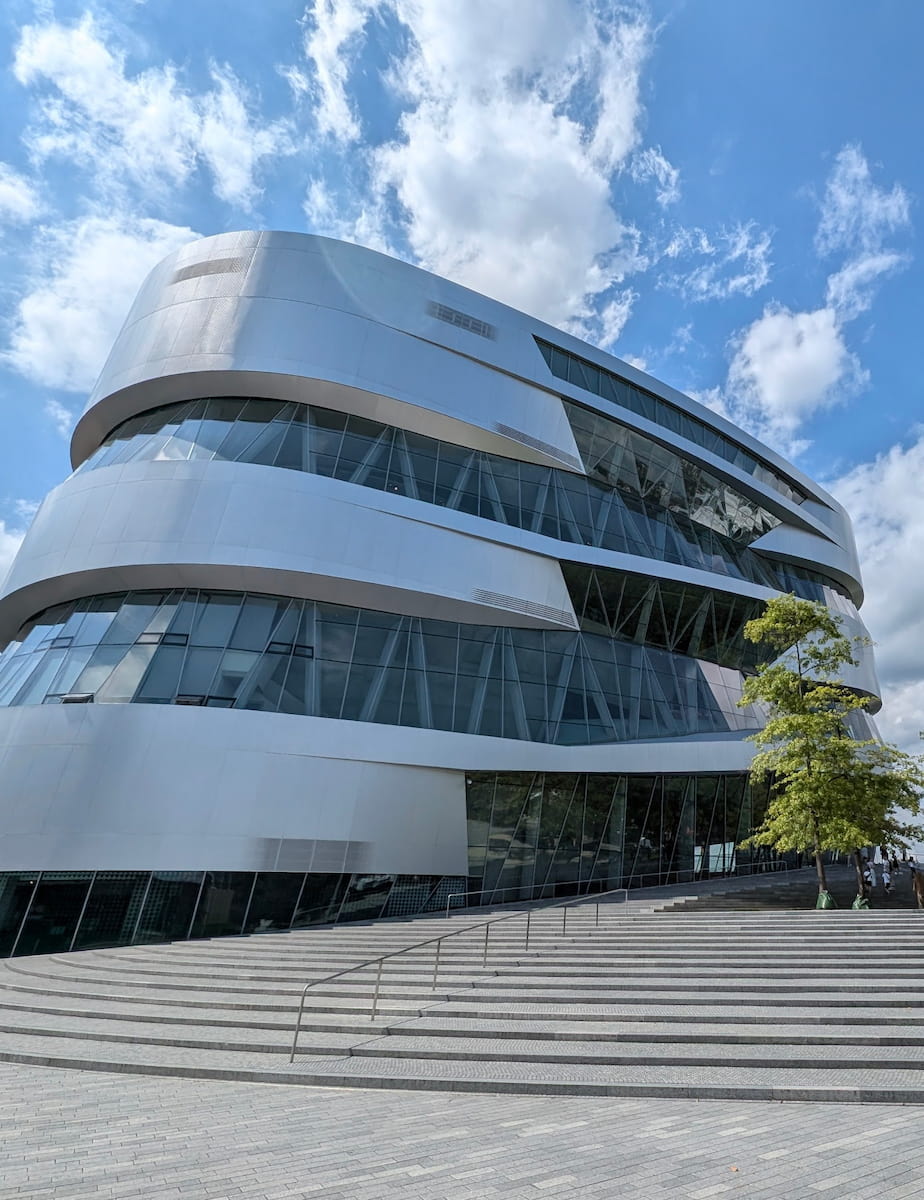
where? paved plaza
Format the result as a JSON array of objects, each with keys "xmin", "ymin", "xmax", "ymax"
[{"xmin": 1, "ymin": 1062, "xmax": 921, "ymax": 1200}]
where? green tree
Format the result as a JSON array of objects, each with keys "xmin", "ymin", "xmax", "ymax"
[{"xmin": 738, "ymin": 594, "xmax": 924, "ymax": 899}]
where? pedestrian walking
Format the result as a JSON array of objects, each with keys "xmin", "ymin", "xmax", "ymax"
[
  {"xmin": 882, "ymin": 864, "xmax": 892, "ymax": 895},
  {"xmin": 863, "ymin": 858, "xmax": 877, "ymax": 894}
]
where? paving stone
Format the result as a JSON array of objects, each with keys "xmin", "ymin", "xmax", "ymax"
[{"xmin": 0, "ymin": 871, "xmax": 922, "ymax": 1196}]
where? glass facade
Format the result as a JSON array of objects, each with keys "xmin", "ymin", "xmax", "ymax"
[
  {"xmin": 0, "ymin": 770, "xmax": 777, "ymax": 957},
  {"xmin": 465, "ymin": 770, "xmax": 766, "ymax": 901},
  {"xmin": 536, "ymin": 337, "xmax": 807, "ymax": 507},
  {"xmin": 0, "ymin": 869, "xmax": 465, "ymax": 957},
  {"xmin": 564, "ymin": 564, "xmax": 769, "ymax": 672},
  {"xmin": 0, "ymin": 772, "xmax": 777, "ymax": 960},
  {"xmin": 76, "ymin": 396, "xmax": 852, "ymax": 607},
  {"xmin": 0, "ymin": 585, "xmax": 764, "ymax": 744}
]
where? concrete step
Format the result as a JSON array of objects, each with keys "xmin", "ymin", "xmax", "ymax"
[
  {"xmin": 1, "ymin": 899, "xmax": 923, "ymax": 1103},
  {"xmin": 0, "ymin": 1028, "xmax": 922, "ymax": 1103}
]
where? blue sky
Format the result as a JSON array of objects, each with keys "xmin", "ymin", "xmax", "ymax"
[{"xmin": 0, "ymin": 0, "xmax": 921, "ymax": 750}]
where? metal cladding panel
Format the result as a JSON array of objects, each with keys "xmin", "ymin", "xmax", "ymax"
[
  {"xmin": 750, "ymin": 523, "xmax": 864, "ymax": 607},
  {"xmin": 0, "ymin": 704, "xmax": 755, "ymax": 873},
  {"xmin": 0, "ymin": 462, "xmax": 578, "ymax": 644},
  {"xmin": 75, "ymin": 233, "xmax": 583, "ymax": 472}
]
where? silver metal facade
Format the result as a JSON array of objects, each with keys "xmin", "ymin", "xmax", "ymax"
[{"xmin": 0, "ymin": 232, "xmax": 878, "ymax": 921}]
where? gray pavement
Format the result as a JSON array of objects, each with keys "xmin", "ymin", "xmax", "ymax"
[{"xmin": 0, "ymin": 1061, "xmax": 921, "ymax": 1199}]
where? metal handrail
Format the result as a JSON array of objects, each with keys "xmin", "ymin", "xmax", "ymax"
[
  {"xmin": 445, "ymin": 880, "xmax": 601, "ymax": 919},
  {"xmin": 289, "ymin": 884, "xmax": 629, "ymax": 1061},
  {"xmin": 289, "ymin": 856, "xmax": 801, "ymax": 1061}
]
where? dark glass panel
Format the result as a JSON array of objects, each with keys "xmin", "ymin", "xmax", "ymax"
[
  {"xmin": 135, "ymin": 646, "xmax": 186, "ymax": 702},
  {"xmin": 694, "ymin": 776, "xmax": 722, "ymax": 875},
  {"xmin": 245, "ymin": 422, "xmax": 289, "ymax": 467},
  {"xmin": 190, "ymin": 872, "xmax": 254, "ymax": 938},
  {"xmin": 13, "ymin": 873, "xmax": 92, "ymax": 956},
  {"xmin": 243, "ymin": 873, "xmax": 305, "ymax": 934},
  {"xmin": 211, "ymin": 649, "xmax": 260, "ymax": 701},
  {"xmin": 338, "ymin": 875, "xmax": 396, "ymax": 922},
  {"xmin": 403, "ymin": 430, "xmax": 438, "ymax": 503},
  {"xmin": 482, "ymin": 773, "xmax": 533, "ymax": 895},
  {"xmin": 100, "ymin": 594, "xmax": 166, "ymax": 646},
  {"xmin": 434, "ymin": 443, "xmax": 471, "ymax": 506},
  {"xmin": 308, "ymin": 407, "xmax": 348, "ymax": 476},
  {"xmin": 94, "ymin": 644, "xmax": 158, "ymax": 702},
  {"xmin": 493, "ymin": 776, "xmax": 542, "ymax": 897},
  {"xmin": 278, "ymin": 654, "xmax": 311, "ymax": 715},
  {"xmin": 190, "ymin": 593, "xmax": 242, "ymax": 648},
  {"xmin": 291, "ymin": 874, "xmax": 349, "ymax": 928},
  {"xmin": 178, "ymin": 648, "xmax": 223, "ymax": 698},
  {"xmin": 0, "ymin": 874, "xmax": 38, "ymax": 957},
  {"xmin": 72, "ymin": 872, "xmax": 150, "ymax": 950},
  {"xmin": 237, "ymin": 651, "xmax": 292, "ymax": 713},
  {"xmin": 273, "ymin": 421, "xmax": 308, "ymax": 471},
  {"xmin": 318, "ymin": 660, "xmax": 349, "ymax": 718},
  {"xmin": 133, "ymin": 872, "xmax": 204, "ymax": 944},
  {"xmin": 583, "ymin": 776, "xmax": 617, "ymax": 884},
  {"xmin": 229, "ymin": 596, "xmax": 285, "ymax": 652}
]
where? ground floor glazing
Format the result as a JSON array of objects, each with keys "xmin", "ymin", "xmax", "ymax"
[{"xmin": 0, "ymin": 770, "xmax": 772, "ymax": 957}]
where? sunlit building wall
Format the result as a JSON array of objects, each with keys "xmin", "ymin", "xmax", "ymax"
[{"xmin": 0, "ymin": 232, "xmax": 878, "ymax": 954}]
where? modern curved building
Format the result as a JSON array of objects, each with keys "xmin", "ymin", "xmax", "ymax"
[{"xmin": 0, "ymin": 232, "xmax": 879, "ymax": 955}]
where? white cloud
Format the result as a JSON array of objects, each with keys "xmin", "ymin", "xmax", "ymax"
[
  {"xmin": 302, "ymin": 0, "xmax": 380, "ymax": 141},
  {"xmin": 830, "ymin": 434, "xmax": 924, "ymax": 756},
  {"xmin": 815, "ymin": 144, "xmax": 911, "ymax": 257},
  {"xmin": 12, "ymin": 498, "xmax": 39, "ymax": 522},
  {"xmin": 0, "ymin": 163, "xmax": 40, "ymax": 224},
  {"xmin": 197, "ymin": 66, "xmax": 294, "ymax": 210},
  {"xmin": 722, "ymin": 304, "xmax": 865, "ymax": 455},
  {"xmin": 710, "ymin": 147, "xmax": 909, "ymax": 456},
  {"xmin": 568, "ymin": 288, "xmax": 637, "ymax": 350},
  {"xmin": 825, "ymin": 250, "xmax": 908, "ymax": 321},
  {"xmin": 664, "ymin": 222, "xmax": 772, "ymax": 302},
  {"xmin": 4, "ymin": 214, "xmax": 198, "ymax": 392},
  {"xmin": 813, "ymin": 144, "xmax": 912, "ymax": 322},
  {"xmin": 630, "ymin": 146, "xmax": 680, "ymax": 206},
  {"xmin": 44, "ymin": 398, "xmax": 75, "ymax": 438},
  {"xmin": 302, "ymin": 0, "xmax": 658, "ymax": 333},
  {"xmin": 14, "ymin": 15, "xmax": 291, "ymax": 210}
]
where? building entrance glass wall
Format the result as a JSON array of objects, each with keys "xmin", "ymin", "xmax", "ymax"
[{"xmin": 0, "ymin": 770, "xmax": 771, "ymax": 957}]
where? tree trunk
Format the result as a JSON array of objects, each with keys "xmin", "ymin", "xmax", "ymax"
[
  {"xmin": 853, "ymin": 848, "xmax": 867, "ymax": 898},
  {"xmin": 811, "ymin": 814, "xmax": 828, "ymax": 893}
]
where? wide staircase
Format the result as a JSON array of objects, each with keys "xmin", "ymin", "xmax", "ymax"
[{"xmin": 0, "ymin": 874, "xmax": 922, "ymax": 1103}]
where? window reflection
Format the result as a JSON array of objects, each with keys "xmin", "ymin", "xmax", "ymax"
[
  {"xmin": 0, "ymin": 584, "xmax": 766, "ymax": 745},
  {"xmin": 76, "ymin": 396, "xmax": 852, "ymax": 607},
  {"xmin": 535, "ymin": 338, "xmax": 807, "ymax": 507}
]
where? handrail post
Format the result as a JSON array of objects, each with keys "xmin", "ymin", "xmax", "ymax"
[
  {"xmin": 370, "ymin": 958, "xmax": 384, "ymax": 1021},
  {"xmin": 482, "ymin": 922, "xmax": 490, "ymax": 967},
  {"xmin": 524, "ymin": 909, "xmax": 531, "ymax": 950},
  {"xmin": 431, "ymin": 938, "xmax": 441, "ymax": 991},
  {"xmin": 290, "ymin": 987, "xmax": 308, "ymax": 1063},
  {"xmin": 562, "ymin": 904, "xmax": 567, "ymax": 935},
  {"xmin": 595, "ymin": 901, "xmax": 600, "ymax": 927}
]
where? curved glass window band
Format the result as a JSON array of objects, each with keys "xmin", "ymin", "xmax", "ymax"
[
  {"xmin": 536, "ymin": 337, "xmax": 807, "ymax": 506},
  {"xmin": 0, "ymin": 588, "xmax": 764, "ymax": 745},
  {"xmin": 78, "ymin": 396, "xmax": 852, "ymax": 609}
]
